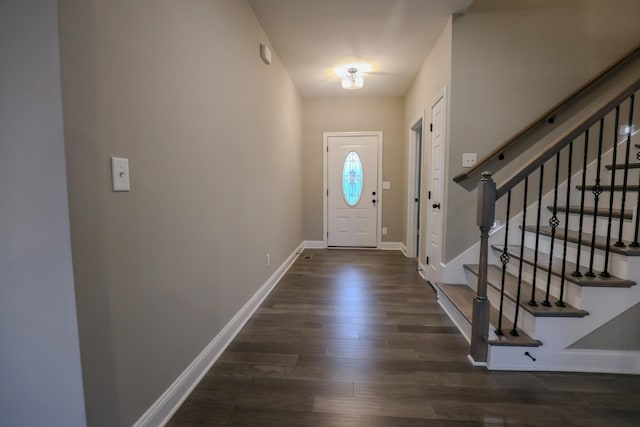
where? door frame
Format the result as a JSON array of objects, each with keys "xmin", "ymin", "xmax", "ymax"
[
  {"xmin": 323, "ymin": 131, "xmax": 383, "ymax": 248},
  {"xmin": 406, "ymin": 112, "xmax": 425, "ymax": 259},
  {"xmin": 424, "ymin": 87, "xmax": 447, "ymax": 281}
]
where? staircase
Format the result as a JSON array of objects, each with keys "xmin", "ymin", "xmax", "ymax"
[{"xmin": 437, "ymin": 45, "xmax": 640, "ymax": 373}]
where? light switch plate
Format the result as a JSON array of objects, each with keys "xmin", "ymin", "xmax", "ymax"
[
  {"xmin": 462, "ymin": 153, "xmax": 477, "ymax": 168},
  {"xmin": 382, "ymin": 181, "xmax": 391, "ymax": 190},
  {"xmin": 111, "ymin": 157, "xmax": 130, "ymax": 192}
]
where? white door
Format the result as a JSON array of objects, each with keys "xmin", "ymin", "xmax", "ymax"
[
  {"xmin": 427, "ymin": 93, "xmax": 446, "ymax": 281},
  {"xmin": 326, "ymin": 134, "xmax": 380, "ymax": 247}
]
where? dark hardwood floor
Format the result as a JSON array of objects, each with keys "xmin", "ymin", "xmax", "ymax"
[{"xmin": 167, "ymin": 249, "xmax": 640, "ymax": 426}]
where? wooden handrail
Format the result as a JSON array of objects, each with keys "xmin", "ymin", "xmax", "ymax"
[
  {"xmin": 454, "ymin": 42, "xmax": 640, "ymax": 186},
  {"xmin": 495, "ymin": 78, "xmax": 640, "ymax": 199}
]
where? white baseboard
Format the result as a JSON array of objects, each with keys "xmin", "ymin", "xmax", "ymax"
[
  {"xmin": 379, "ymin": 241, "xmax": 406, "ymax": 251},
  {"xmin": 417, "ymin": 262, "xmax": 427, "ymax": 281},
  {"xmin": 536, "ymin": 349, "xmax": 640, "ymax": 374},
  {"xmin": 303, "ymin": 241, "xmax": 407, "ymax": 252},
  {"xmin": 399, "ymin": 244, "xmax": 408, "ymax": 257},
  {"xmin": 303, "ymin": 240, "xmax": 324, "ymax": 249},
  {"xmin": 133, "ymin": 242, "xmax": 304, "ymax": 427},
  {"xmin": 437, "ymin": 293, "xmax": 471, "ymax": 344},
  {"xmin": 468, "ymin": 354, "xmax": 487, "ymax": 367}
]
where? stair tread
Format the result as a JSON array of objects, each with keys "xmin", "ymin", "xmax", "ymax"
[
  {"xmin": 549, "ymin": 205, "xmax": 632, "ymax": 220},
  {"xmin": 605, "ymin": 163, "xmax": 640, "ymax": 170},
  {"xmin": 491, "ymin": 244, "xmax": 635, "ymax": 288},
  {"xmin": 435, "ymin": 282, "xmax": 542, "ymax": 347},
  {"xmin": 527, "ymin": 226, "xmax": 640, "ymax": 256},
  {"xmin": 577, "ymin": 184, "xmax": 640, "ymax": 191},
  {"xmin": 464, "ymin": 264, "xmax": 589, "ymax": 318}
]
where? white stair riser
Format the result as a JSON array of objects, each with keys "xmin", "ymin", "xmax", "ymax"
[
  {"xmin": 514, "ymin": 209, "xmax": 636, "ymax": 245},
  {"xmin": 485, "ymin": 282, "xmax": 538, "ymax": 337},
  {"xmin": 501, "ymin": 260, "xmax": 583, "ymax": 308},
  {"xmin": 435, "ymin": 290, "xmax": 472, "ymax": 344},
  {"xmin": 522, "ymin": 232, "xmax": 631, "ymax": 278},
  {"xmin": 464, "ymin": 265, "xmax": 548, "ymax": 338}
]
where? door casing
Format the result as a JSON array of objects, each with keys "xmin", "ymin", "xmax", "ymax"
[{"xmin": 406, "ymin": 113, "xmax": 424, "ymax": 259}]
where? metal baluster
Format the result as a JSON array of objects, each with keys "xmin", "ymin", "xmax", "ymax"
[
  {"xmin": 510, "ymin": 178, "xmax": 528, "ymax": 336},
  {"xmin": 496, "ymin": 190, "xmax": 512, "ymax": 336},
  {"xmin": 543, "ymin": 153, "xmax": 561, "ymax": 306},
  {"xmin": 529, "ymin": 165, "xmax": 544, "ymax": 306},
  {"xmin": 557, "ymin": 143, "xmax": 573, "ymax": 307},
  {"xmin": 629, "ymin": 95, "xmax": 640, "ymax": 247},
  {"xmin": 586, "ymin": 118, "xmax": 606, "ymax": 277},
  {"xmin": 602, "ymin": 106, "xmax": 621, "ymax": 275},
  {"xmin": 573, "ymin": 131, "xmax": 589, "ymax": 277},
  {"xmin": 616, "ymin": 94, "xmax": 635, "ymax": 247}
]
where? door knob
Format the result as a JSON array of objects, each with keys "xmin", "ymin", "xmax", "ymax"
[
  {"xmin": 372, "ymin": 199, "xmax": 377, "ymax": 204},
  {"xmin": 372, "ymin": 191, "xmax": 376, "ymax": 196},
  {"xmin": 432, "ymin": 203, "xmax": 441, "ymax": 209}
]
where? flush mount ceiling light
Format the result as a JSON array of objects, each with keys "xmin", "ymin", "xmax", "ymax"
[
  {"xmin": 333, "ymin": 62, "xmax": 371, "ymax": 91},
  {"xmin": 341, "ymin": 67, "xmax": 364, "ymax": 90}
]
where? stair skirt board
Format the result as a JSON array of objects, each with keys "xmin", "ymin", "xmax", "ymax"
[
  {"xmin": 442, "ymin": 237, "xmax": 493, "ymax": 284},
  {"xmin": 436, "ymin": 287, "xmax": 472, "ymax": 344},
  {"xmin": 488, "ymin": 347, "xmax": 640, "ymax": 374}
]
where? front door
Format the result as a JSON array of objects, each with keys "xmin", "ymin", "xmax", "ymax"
[{"xmin": 326, "ymin": 133, "xmax": 380, "ymax": 247}]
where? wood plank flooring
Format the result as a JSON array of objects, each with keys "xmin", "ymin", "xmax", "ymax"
[{"xmin": 167, "ymin": 249, "xmax": 640, "ymax": 426}]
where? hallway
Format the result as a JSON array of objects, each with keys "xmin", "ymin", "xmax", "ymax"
[{"xmin": 167, "ymin": 250, "xmax": 640, "ymax": 426}]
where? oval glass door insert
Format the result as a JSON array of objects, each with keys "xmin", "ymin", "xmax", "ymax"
[{"xmin": 342, "ymin": 151, "xmax": 363, "ymax": 206}]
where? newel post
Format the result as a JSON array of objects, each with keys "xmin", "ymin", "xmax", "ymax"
[{"xmin": 470, "ymin": 171, "xmax": 496, "ymax": 364}]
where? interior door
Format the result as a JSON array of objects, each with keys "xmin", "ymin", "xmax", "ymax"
[
  {"xmin": 427, "ymin": 94, "xmax": 445, "ymax": 280},
  {"xmin": 327, "ymin": 134, "xmax": 379, "ymax": 247}
]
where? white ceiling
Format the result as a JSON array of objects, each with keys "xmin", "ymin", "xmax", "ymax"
[{"xmin": 248, "ymin": 0, "xmax": 474, "ymax": 97}]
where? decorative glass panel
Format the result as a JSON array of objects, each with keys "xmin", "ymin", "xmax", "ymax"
[{"xmin": 342, "ymin": 151, "xmax": 363, "ymax": 206}]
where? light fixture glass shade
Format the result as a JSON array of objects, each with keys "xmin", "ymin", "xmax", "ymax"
[{"xmin": 341, "ymin": 72, "xmax": 364, "ymax": 90}]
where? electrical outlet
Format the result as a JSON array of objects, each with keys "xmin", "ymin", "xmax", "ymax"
[
  {"xmin": 462, "ymin": 153, "xmax": 477, "ymax": 168},
  {"xmin": 382, "ymin": 227, "xmax": 388, "ymax": 235},
  {"xmin": 266, "ymin": 253, "xmax": 270, "ymax": 267}
]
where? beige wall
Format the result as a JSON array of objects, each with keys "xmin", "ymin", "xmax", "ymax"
[
  {"xmin": 571, "ymin": 302, "xmax": 640, "ymax": 350},
  {"xmin": 446, "ymin": 0, "xmax": 640, "ymax": 261},
  {"xmin": 0, "ymin": 1, "xmax": 86, "ymax": 425},
  {"xmin": 303, "ymin": 97, "xmax": 405, "ymax": 242},
  {"xmin": 404, "ymin": 18, "xmax": 453, "ymax": 265},
  {"xmin": 58, "ymin": 0, "xmax": 302, "ymax": 425}
]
